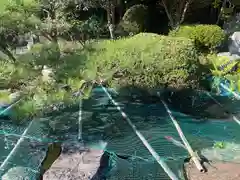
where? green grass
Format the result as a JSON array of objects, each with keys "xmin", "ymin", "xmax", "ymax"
[
  {"xmin": 0, "ymin": 0, "xmax": 36, "ymax": 12},
  {"xmin": 0, "ymin": 0, "xmax": 10, "ymax": 12}
]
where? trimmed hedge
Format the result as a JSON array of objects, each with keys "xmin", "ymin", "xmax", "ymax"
[
  {"xmin": 119, "ymin": 4, "xmax": 148, "ymax": 35},
  {"xmin": 85, "ymin": 33, "xmax": 202, "ymax": 90},
  {"xmin": 169, "ymin": 25, "xmax": 226, "ymax": 51}
]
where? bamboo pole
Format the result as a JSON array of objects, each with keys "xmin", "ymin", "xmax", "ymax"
[
  {"xmin": 0, "ymin": 120, "xmax": 34, "ymax": 172},
  {"xmin": 0, "ymin": 98, "xmax": 23, "ymax": 116},
  {"xmin": 1, "ymin": 131, "xmax": 42, "ymax": 142},
  {"xmin": 78, "ymin": 97, "xmax": 83, "ymax": 141},
  {"xmin": 220, "ymin": 83, "xmax": 240, "ymax": 100},
  {"xmin": 158, "ymin": 92, "xmax": 205, "ymax": 172},
  {"xmin": 100, "ymin": 84, "xmax": 179, "ymax": 180},
  {"xmin": 205, "ymin": 92, "xmax": 240, "ymax": 125}
]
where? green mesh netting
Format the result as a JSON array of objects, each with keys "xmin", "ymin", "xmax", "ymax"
[{"xmin": 1, "ymin": 87, "xmax": 240, "ymax": 179}]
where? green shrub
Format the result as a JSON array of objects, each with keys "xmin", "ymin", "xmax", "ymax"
[
  {"xmin": 208, "ymin": 53, "xmax": 240, "ymax": 92},
  {"xmin": 0, "ymin": 60, "xmax": 39, "ymax": 89},
  {"xmin": 207, "ymin": 54, "xmax": 240, "ymax": 76},
  {"xmin": 70, "ymin": 15, "xmax": 103, "ymax": 40},
  {"xmin": 85, "ymin": 33, "xmax": 202, "ymax": 90},
  {"xmin": 120, "ymin": 4, "xmax": 148, "ymax": 35},
  {"xmin": 18, "ymin": 42, "xmax": 61, "ymax": 68},
  {"xmin": 169, "ymin": 25, "xmax": 226, "ymax": 51}
]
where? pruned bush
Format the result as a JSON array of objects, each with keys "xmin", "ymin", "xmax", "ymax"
[
  {"xmin": 85, "ymin": 33, "xmax": 202, "ymax": 90},
  {"xmin": 119, "ymin": 4, "xmax": 148, "ymax": 35},
  {"xmin": 169, "ymin": 25, "xmax": 226, "ymax": 51}
]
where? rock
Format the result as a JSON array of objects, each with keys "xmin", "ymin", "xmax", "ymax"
[
  {"xmin": 205, "ymin": 104, "xmax": 229, "ymax": 119},
  {"xmin": 0, "ymin": 90, "xmax": 11, "ymax": 105},
  {"xmin": 9, "ymin": 92, "xmax": 21, "ymax": 102},
  {"xmin": 43, "ymin": 141, "xmax": 108, "ymax": 180},
  {"xmin": 184, "ymin": 160, "xmax": 240, "ymax": 180},
  {"xmin": 217, "ymin": 52, "xmax": 240, "ymax": 60},
  {"xmin": 2, "ymin": 166, "xmax": 37, "ymax": 180},
  {"xmin": 228, "ymin": 32, "xmax": 240, "ymax": 55},
  {"xmin": 217, "ymin": 52, "xmax": 231, "ymax": 56},
  {"xmin": 41, "ymin": 65, "xmax": 55, "ymax": 83},
  {"xmin": 0, "ymin": 90, "xmax": 21, "ymax": 104}
]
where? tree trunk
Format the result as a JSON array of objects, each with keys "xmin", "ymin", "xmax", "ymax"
[
  {"xmin": 107, "ymin": 6, "xmax": 115, "ymax": 39},
  {"xmin": 161, "ymin": 0, "xmax": 175, "ymax": 29},
  {"xmin": 216, "ymin": 0, "xmax": 227, "ymax": 24},
  {"xmin": 180, "ymin": 1, "xmax": 190, "ymax": 24},
  {"xmin": 118, "ymin": 0, "xmax": 123, "ymax": 19}
]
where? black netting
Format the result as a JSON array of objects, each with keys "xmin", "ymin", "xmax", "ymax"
[{"xmin": 1, "ymin": 87, "xmax": 240, "ymax": 179}]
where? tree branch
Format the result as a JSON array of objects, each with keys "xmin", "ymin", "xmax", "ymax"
[
  {"xmin": 0, "ymin": 43, "xmax": 16, "ymax": 62},
  {"xmin": 180, "ymin": 0, "xmax": 191, "ymax": 24},
  {"xmin": 216, "ymin": 0, "xmax": 227, "ymax": 24},
  {"xmin": 161, "ymin": 0, "xmax": 175, "ymax": 28}
]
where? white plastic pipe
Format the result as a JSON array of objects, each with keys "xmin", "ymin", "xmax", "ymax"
[
  {"xmin": 0, "ymin": 120, "xmax": 34, "ymax": 171},
  {"xmin": 100, "ymin": 85, "xmax": 179, "ymax": 180},
  {"xmin": 205, "ymin": 92, "xmax": 240, "ymax": 125},
  {"xmin": 159, "ymin": 93, "xmax": 204, "ymax": 173}
]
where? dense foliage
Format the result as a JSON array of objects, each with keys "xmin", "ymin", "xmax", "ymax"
[
  {"xmin": 0, "ymin": 0, "xmax": 240, "ymax": 120},
  {"xmin": 83, "ymin": 33, "xmax": 201, "ymax": 90},
  {"xmin": 207, "ymin": 54, "xmax": 240, "ymax": 92},
  {"xmin": 169, "ymin": 25, "xmax": 226, "ymax": 51},
  {"xmin": 120, "ymin": 4, "xmax": 148, "ymax": 35},
  {"xmin": 0, "ymin": 54, "xmax": 92, "ymax": 120}
]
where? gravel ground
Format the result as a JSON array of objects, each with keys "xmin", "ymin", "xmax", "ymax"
[{"xmin": 185, "ymin": 160, "xmax": 240, "ymax": 180}]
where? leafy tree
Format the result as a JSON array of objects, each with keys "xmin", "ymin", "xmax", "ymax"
[
  {"xmin": 0, "ymin": 1, "xmax": 39, "ymax": 62},
  {"xmin": 213, "ymin": 0, "xmax": 236, "ymax": 24},
  {"xmin": 83, "ymin": 0, "xmax": 121, "ymax": 39},
  {"xmin": 70, "ymin": 15, "xmax": 102, "ymax": 46},
  {"xmin": 38, "ymin": 0, "xmax": 73, "ymax": 42}
]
